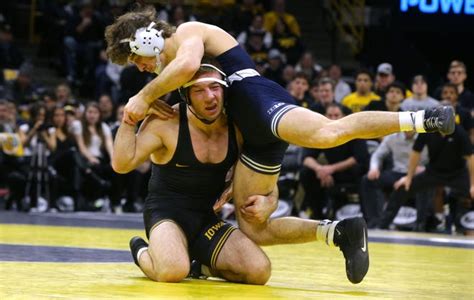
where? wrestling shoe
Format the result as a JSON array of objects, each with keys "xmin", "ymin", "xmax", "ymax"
[
  {"xmin": 129, "ymin": 236, "xmax": 148, "ymax": 267},
  {"xmin": 422, "ymin": 106, "xmax": 455, "ymax": 135},
  {"xmin": 333, "ymin": 217, "xmax": 369, "ymax": 284},
  {"xmin": 188, "ymin": 260, "xmax": 208, "ymax": 279}
]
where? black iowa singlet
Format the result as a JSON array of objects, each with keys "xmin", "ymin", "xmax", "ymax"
[{"xmin": 144, "ymin": 103, "xmax": 238, "ymax": 212}]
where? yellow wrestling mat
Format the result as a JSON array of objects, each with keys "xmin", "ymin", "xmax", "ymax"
[{"xmin": 0, "ymin": 223, "xmax": 473, "ymax": 299}]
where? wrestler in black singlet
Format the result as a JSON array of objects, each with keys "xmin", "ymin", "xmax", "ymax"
[{"xmin": 143, "ymin": 103, "xmax": 238, "ymax": 269}]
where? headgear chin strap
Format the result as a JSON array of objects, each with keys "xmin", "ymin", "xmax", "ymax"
[{"xmin": 120, "ymin": 22, "xmax": 165, "ymax": 57}]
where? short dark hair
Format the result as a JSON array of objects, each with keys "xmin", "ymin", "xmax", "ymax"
[
  {"xmin": 355, "ymin": 68, "xmax": 374, "ymax": 81},
  {"xmin": 317, "ymin": 77, "xmax": 335, "ymax": 90},
  {"xmin": 386, "ymin": 81, "xmax": 406, "ymax": 97},
  {"xmin": 105, "ymin": 5, "xmax": 176, "ymax": 65},
  {"xmin": 325, "ymin": 102, "xmax": 351, "ymax": 116},
  {"xmin": 442, "ymin": 82, "xmax": 459, "ymax": 95},
  {"xmin": 293, "ymin": 72, "xmax": 310, "ymax": 84}
]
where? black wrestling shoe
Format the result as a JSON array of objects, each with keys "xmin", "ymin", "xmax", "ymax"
[
  {"xmin": 129, "ymin": 236, "xmax": 148, "ymax": 267},
  {"xmin": 188, "ymin": 260, "xmax": 207, "ymax": 279},
  {"xmin": 423, "ymin": 106, "xmax": 455, "ymax": 135},
  {"xmin": 333, "ymin": 217, "xmax": 369, "ymax": 284}
]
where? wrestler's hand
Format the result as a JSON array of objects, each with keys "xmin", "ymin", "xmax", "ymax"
[
  {"xmin": 213, "ymin": 183, "xmax": 233, "ymax": 213},
  {"xmin": 240, "ymin": 194, "xmax": 277, "ymax": 224},
  {"xmin": 147, "ymin": 100, "xmax": 176, "ymax": 120},
  {"xmin": 123, "ymin": 94, "xmax": 151, "ymax": 125}
]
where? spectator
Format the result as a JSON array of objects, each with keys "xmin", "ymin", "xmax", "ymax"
[
  {"xmin": 63, "ymin": 1, "xmax": 105, "ymax": 85},
  {"xmin": 281, "ymin": 64, "xmax": 295, "ymax": 87},
  {"xmin": 294, "ymin": 51, "xmax": 323, "ymax": 82},
  {"xmin": 378, "ymin": 125, "xmax": 474, "ymax": 235},
  {"xmin": 434, "ymin": 60, "xmax": 474, "ymax": 117},
  {"xmin": 230, "ymin": 0, "xmax": 265, "ymax": 35},
  {"xmin": 374, "ymin": 63, "xmax": 395, "ymax": 98},
  {"xmin": 440, "ymin": 83, "xmax": 473, "ymax": 135},
  {"xmin": 401, "ymin": 75, "xmax": 439, "ymax": 111},
  {"xmin": 328, "ymin": 64, "xmax": 351, "ymax": 103},
  {"xmin": 0, "ymin": 22, "xmax": 24, "ymax": 70},
  {"xmin": 312, "ymin": 77, "xmax": 351, "ymax": 115},
  {"xmin": 287, "ymin": 72, "xmax": 313, "ymax": 108},
  {"xmin": 48, "ymin": 105, "xmax": 79, "ymax": 210},
  {"xmin": 360, "ymin": 131, "xmax": 429, "ymax": 229},
  {"xmin": 299, "ymin": 103, "xmax": 369, "ymax": 219},
  {"xmin": 271, "ymin": 18, "xmax": 304, "ymax": 65},
  {"xmin": 168, "ymin": 5, "xmax": 196, "ymax": 27},
  {"xmin": 157, "ymin": 0, "xmax": 196, "ymax": 24},
  {"xmin": 263, "ymin": 49, "xmax": 286, "ymax": 87},
  {"xmin": 342, "ymin": 69, "xmax": 380, "ymax": 112},
  {"xmin": 41, "ymin": 90, "xmax": 58, "ymax": 122},
  {"xmin": 36, "ymin": 1, "xmax": 70, "ymax": 71},
  {"xmin": 264, "ymin": 0, "xmax": 300, "ymax": 37},
  {"xmin": 0, "ymin": 100, "xmax": 26, "ymax": 210},
  {"xmin": 98, "ymin": 94, "xmax": 115, "ymax": 126},
  {"xmin": 365, "ymin": 81, "xmax": 405, "ymax": 112},
  {"xmin": 308, "ymin": 79, "xmax": 320, "ymax": 104},
  {"xmin": 118, "ymin": 65, "xmax": 154, "ymax": 104},
  {"xmin": 237, "ymin": 14, "xmax": 273, "ymax": 50},
  {"xmin": 4, "ymin": 63, "xmax": 44, "ymax": 107},
  {"xmin": 244, "ymin": 30, "xmax": 269, "ymax": 65},
  {"xmin": 71, "ymin": 102, "xmax": 113, "ymax": 210},
  {"xmin": 94, "ymin": 54, "xmax": 125, "ymax": 102},
  {"xmin": 55, "ymin": 83, "xmax": 82, "ymax": 119},
  {"xmin": 17, "ymin": 103, "xmax": 56, "ymax": 210},
  {"xmin": 374, "ymin": 63, "xmax": 412, "ymax": 99}
]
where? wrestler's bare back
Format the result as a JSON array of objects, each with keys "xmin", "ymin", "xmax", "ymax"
[{"xmin": 162, "ymin": 21, "xmax": 238, "ymax": 64}]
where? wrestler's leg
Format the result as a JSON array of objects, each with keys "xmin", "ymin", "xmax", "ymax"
[
  {"xmin": 213, "ymin": 229, "xmax": 271, "ymax": 285},
  {"xmin": 232, "ymin": 160, "xmax": 369, "ymax": 284},
  {"xmin": 277, "ymin": 107, "xmax": 401, "ymax": 148},
  {"xmin": 232, "ymin": 160, "xmax": 319, "ymax": 246},
  {"xmin": 137, "ymin": 221, "xmax": 190, "ymax": 282}
]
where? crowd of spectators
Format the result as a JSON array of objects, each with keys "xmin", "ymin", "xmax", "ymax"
[{"xmin": 0, "ymin": 0, "xmax": 473, "ymax": 235}]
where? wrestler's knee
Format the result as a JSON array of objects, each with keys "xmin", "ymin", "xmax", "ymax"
[
  {"xmin": 153, "ymin": 260, "xmax": 190, "ymax": 282},
  {"xmin": 244, "ymin": 255, "xmax": 271, "ymax": 285},
  {"xmin": 312, "ymin": 125, "xmax": 345, "ymax": 148}
]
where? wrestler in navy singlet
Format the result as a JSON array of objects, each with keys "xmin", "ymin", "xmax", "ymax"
[
  {"xmin": 143, "ymin": 103, "xmax": 238, "ymax": 268},
  {"xmin": 216, "ymin": 45, "xmax": 298, "ymax": 174}
]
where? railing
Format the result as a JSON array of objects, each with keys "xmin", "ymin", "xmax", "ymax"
[{"xmin": 326, "ymin": 0, "xmax": 365, "ymax": 55}]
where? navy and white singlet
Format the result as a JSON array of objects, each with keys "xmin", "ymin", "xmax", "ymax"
[{"xmin": 216, "ymin": 45, "xmax": 298, "ymax": 174}]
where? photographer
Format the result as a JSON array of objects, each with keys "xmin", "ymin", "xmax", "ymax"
[{"xmin": 16, "ymin": 102, "xmax": 55, "ymax": 211}]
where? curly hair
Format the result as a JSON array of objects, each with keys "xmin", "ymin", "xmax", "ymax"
[{"xmin": 105, "ymin": 5, "xmax": 176, "ymax": 65}]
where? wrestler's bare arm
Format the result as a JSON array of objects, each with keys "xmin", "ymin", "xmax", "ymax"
[
  {"xmin": 112, "ymin": 115, "xmax": 166, "ymax": 174},
  {"xmin": 139, "ymin": 24, "xmax": 205, "ymax": 104}
]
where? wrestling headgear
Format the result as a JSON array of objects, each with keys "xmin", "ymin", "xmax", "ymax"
[
  {"xmin": 120, "ymin": 22, "xmax": 165, "ymax": 74},
  {"xmin": 178, "ymin": 64, "xmax": 228, "ymax": 106}
]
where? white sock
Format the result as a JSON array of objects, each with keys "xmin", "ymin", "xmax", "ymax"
[
  {"xmin": 399, "ymin": 111, "xmax": 426, "ymax": 132},
  {"xmin": 136, "ymin": 247, "xmax": 148, "ymax": 264},
  {"xmin": 316, "ymin": 220, "xmax": 339, "ymax": 247},
  {"xmin": 399, "ymin": 111, "xmax": 416, "ymax": 131}
]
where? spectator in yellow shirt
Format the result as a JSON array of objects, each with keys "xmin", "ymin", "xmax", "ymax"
[{"xmin": 342, "ymin": 69, "xmax": 381, "ymax": 112}]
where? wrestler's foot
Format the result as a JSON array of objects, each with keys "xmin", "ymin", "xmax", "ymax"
[
  {"xmin": 188, "ymin": 260, "xmax": 207, "ymax": 279},
  {"xmin": 333, "ymin": 217, "xmax": 369, "ymax": 284},
  {"xmin": 421, "ymin": 106, "xmax": 455, "ymax": 135},
  {"xmin": 129, "ymin": 236, "xmax": 148, "ymax": 267}
]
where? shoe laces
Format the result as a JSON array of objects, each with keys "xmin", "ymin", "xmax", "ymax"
[{"xmin": 424, "ymin": 116, "xmax": 442, "ymax": 129}]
